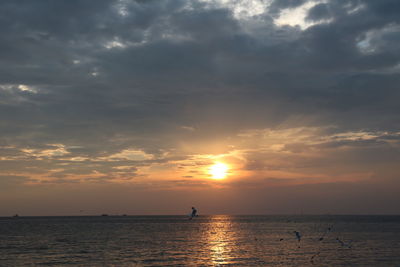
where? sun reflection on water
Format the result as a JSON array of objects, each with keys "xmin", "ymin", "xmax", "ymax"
[{"xmin": 205, "ymin": 215, "xmax": 236, "ymax": 265}]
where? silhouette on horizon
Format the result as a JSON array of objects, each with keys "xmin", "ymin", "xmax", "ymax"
[{"xmin": 189, "ymin": 207, "xmax": 197, "ymax": 220}]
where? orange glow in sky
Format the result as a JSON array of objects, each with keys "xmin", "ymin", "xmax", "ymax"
[{"xmin": 209, "ymin": 163, "xmax": 229, "ymax": 180}]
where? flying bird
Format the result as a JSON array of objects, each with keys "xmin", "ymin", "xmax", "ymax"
[{"xmin": 294, "ymin": 231, "xmax": 301, "ymax": 242}]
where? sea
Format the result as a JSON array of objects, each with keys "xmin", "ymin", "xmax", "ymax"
[{"xmin": 0, "ymin": 215, "xmax": 399, "ymax": 266}]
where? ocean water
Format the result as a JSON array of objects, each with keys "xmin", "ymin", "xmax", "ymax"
[{"xmin": 0, "ymin": 215, "xmax": 399, "ymax": 266}]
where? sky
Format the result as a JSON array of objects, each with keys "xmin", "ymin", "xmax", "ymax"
[{"xmin": 1, "ymin": 0, "xmax": 400, "ymax": 216}]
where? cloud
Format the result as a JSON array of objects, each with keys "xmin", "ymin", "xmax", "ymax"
[{"xmin": 0, "ymin": 0, "xmax": 400, "ymax": 213}]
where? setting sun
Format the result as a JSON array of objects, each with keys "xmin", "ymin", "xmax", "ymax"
[{"xmin": 209, "ymin": 163, "xmax": 229, "ymax": 180}]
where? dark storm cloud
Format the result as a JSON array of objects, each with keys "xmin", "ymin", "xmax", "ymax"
[{"xmin": 0, "ymin": 0, "xmax": 399, "ymax": 183}]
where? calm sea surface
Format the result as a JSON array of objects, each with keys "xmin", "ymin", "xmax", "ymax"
[{"xmin": 0, "ymin": 215, "xmax": 399, "ymax": 266}]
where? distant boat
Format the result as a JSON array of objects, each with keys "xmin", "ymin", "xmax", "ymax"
[
  {"xmin": 13, "ymin": 214, "xmax": 19, "ymax": 218},
  {"xmin": 101, "ymin": 214, "xmax": 109, "ymax": 217},
  {"xmin": 122, "ymin": 214, "xmax": 127, "ymax": 217}
]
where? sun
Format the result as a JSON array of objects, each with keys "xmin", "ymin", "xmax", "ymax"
[{"xmin": 209, "ymin": 162, "xmax": 229, "ymax": 180}]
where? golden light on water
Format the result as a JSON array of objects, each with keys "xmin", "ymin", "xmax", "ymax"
[
  {"xmin": 206, "ymin": 215, "xmax": 234, "ymax": 265},
  {"xmin": 209, "ymin": 163, "xmax": 229, "ymax": 180}
]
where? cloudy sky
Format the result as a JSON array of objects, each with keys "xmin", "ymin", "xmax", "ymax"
[{"xmin": 1, "ymin": 0, "xmax": 399, "ymax": 215}]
